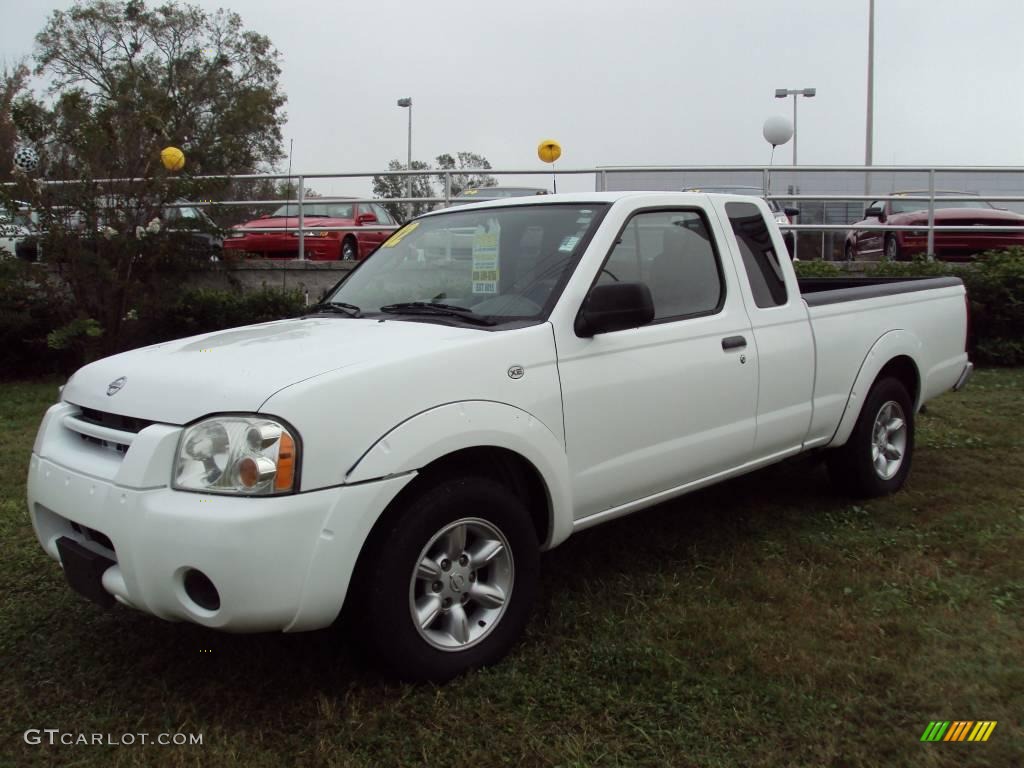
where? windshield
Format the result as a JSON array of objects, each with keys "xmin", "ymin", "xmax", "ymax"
[
  {"xmin": 326, "ymin": 203, "xmax": 607, "ymax": 322},
  {"xmin": 270, "ymin": 202, "xmax": 354, "ymax": 218},
  {"xmin": 890, "ymin": 197, "xmax": 995, "ymax": 214}
]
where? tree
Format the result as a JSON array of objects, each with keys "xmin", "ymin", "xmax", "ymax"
[
  {"xmin": 0, "ymin": 1, "xmax": 289, "ymax": 368},
  {"xmin": 372, "ymin": 159, "xmax": 435, "ymax": 221},
  {"xmin": 27, "ymin": 0, "xmax": 286, "ymax": 179},
  {"xmin": 435, "ymin": 152, "xmax": 496, "ymax": 197},
  {"xmin": 0, "ymin": 61, "xmax": 32, "ymax": 182},
  {"xmin": 372, "ymin": 152, "xmax": 495, "ymax": 221}
]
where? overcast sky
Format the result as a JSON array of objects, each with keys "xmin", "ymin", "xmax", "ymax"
[{"xmin": 2, "ymin": 0, "xmax": 1023, "ymax": 195}]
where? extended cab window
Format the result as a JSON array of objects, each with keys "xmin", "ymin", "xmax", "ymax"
[
  {"xmin": 726, "ymin": 201, "xmax": 788, "ymax": 308},
  {"xmin": 599, "ymin": 210, "xmax": 723, "ymax": 320}
]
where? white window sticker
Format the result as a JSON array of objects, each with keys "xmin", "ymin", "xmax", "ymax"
[
  {"xmin": 558, "ymin": 235, "xmax": 581, "ymax": 253},
  {"xmin": 471, "ymin": 222, "xmax": 500, "ymax": 294}
]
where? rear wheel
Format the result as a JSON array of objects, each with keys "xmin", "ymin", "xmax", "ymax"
[
  {"xmin": 352, "ymin": 474, "xmax": 539, "ymax": 682},
  {"xmin": 341, "ymin": 237, "xmax": 358, "ymax": 261},
  {"xmin": 884, "ymin": 235, "xmax": 901, "ymax": 261},
  {"xmin": 828, "ymin": 377, "xmax": 914, "ymax": 498}
]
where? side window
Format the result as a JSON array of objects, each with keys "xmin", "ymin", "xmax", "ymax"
[
  {"xmin": 372, "ymin": 204, "xmax": 394, "ymax": 225},
  {"xmin": 725, "ymin": 201, "xmax": 788, "ymax": 308},
  {"xmin": 600, "ymin": 210, "xmax": 723, "ymax": 321}
]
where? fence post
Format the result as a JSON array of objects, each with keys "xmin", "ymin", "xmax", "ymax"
[
  {"xmin": 926, "ymin": 169, "xmax": 935, "ymax": 261},
  {"xmin": 297, "ymin": 175, "xmax": 305, "ymax": 261},
  {"xmin": 444, "ymin": 171, "xmax": 451, "ymax": 206}
]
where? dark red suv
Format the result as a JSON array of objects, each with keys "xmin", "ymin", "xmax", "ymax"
[
  {"xmin": 845, "ymin": 192, "xmax": 1024, "ymax": 261},
  {"xmin": 224, "ymin": 200, "xmax": 398, "ymax": 261}
]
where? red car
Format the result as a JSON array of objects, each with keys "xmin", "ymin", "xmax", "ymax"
[
  {"xmin": 224, "ymin": 200, "xmax": 398, "ymax": 261},
  {"xmin": 845, "ymin": 192, "xmax": 1024, "ymax": 261}
]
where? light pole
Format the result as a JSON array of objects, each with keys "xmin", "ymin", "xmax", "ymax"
[
  {"xmin": 397, "ymin": 97, "xmax": 412, "ymax": 216},
  {"xmin": 774, "ymin": 87, "xmax": 816, "ymax": 164},
  {"xmin": 865, "ymin": 0, "xmax": 875, "ymax": 195}
]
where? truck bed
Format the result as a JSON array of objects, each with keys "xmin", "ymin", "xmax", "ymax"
[{"xmin": 798, "ymin": 275, "xmax": 964, "ymax": 306}]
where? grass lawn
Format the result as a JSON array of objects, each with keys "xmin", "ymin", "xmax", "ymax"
[{"xmin": 1, "ymin": 371, "xmax": 1021, "ymax": 767}]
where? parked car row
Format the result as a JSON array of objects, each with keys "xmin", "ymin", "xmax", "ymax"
[
  {"xmin": 844, "ymin": 191, "xmax": 1024, "ymax": 261},
  {"xmin": 224, "ymin": 201, "xmax": 399, "ymax": 261},
  {"xmin": 16, "ymin": 188, "xmax": 1022, "ymax": 264},
  {"xmin": 0, "ymin": 203, "xmax": 36, "ymax": 260}
]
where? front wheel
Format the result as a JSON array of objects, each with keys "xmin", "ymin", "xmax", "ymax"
[
  {"xmin": 352, "ymin": 475, "xmax": 539, "ymax": 682},
  {"xmin": 827, "ymin": 377, "xmax": 914, "ymax": 498},
  {"xmin": 845, "ymin": 242, "xmax": 855, "ymax": 262}
]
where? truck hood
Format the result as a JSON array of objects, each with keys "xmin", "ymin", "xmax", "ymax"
[
  {"xmin": 238, "ymin": 216, "xmax": 351, "ymax": 230},
  {"xmin": 61, "ymin": 318, "xmax": 480, "ymax": 424},
  {"xmin": 891, "ymin": 207, "xmax": 1024, "ymax": 225}
]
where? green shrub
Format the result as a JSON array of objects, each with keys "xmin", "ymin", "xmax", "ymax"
[
  {"xmin": 131, "ymin": 287, "xmax": 306, "ymax": 347},
  {"xmin": 795, "ymin": 248, "xmax": 1024, "ymax": 366},
  {"xmin": 0, "ymin": 260, "xmax": 78, "ymax": 377},
  {"xmin": 790, "ymin": 259, "xmax": 843, "ymax": 277}
]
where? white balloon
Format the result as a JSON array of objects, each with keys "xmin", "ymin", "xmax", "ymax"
[{"xmin": 762, "ymin": 116, "xmax": 794, "ymax": 147}]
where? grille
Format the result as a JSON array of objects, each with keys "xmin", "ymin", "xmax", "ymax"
[
  {"xmin": 77, "ymin": 407, "xmax": 154, "ymax": 434},
  {"xmin": 63, "ymin": 405, "xmax": 154, "ymax": 457}
]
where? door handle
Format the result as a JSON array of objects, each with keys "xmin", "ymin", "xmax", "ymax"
[{"xmin": 721, "ymin": 335, "xmax": 747, "ymax": 351}]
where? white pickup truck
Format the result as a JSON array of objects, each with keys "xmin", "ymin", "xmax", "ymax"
[{"xmin": 28, "ymin": 192, "xmax": 972, "ymax": 681}]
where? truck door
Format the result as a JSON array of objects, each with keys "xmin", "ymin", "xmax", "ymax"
[
  {"xmin": 716, "ymin": 200, "xmax": 815, "ymax": 459},
  {"xmin": 554, "ymin": 207, "xmax": 758, "ymax": 520}
]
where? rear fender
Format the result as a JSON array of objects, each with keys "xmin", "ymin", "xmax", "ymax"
[{"xmin": 830, "ymin": 330, "xmax": 922, "ymax": 447}]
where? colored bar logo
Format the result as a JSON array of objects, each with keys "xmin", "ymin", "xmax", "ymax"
[{"xmin": 920, "ymin": 721, "xmax": 997, "ymax": 742}]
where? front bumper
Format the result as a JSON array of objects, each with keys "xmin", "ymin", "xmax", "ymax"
[
  {"xmin": 223, "ymin": 234, "xmax": 339, "ymax": 260},
  {"xmin": 900, "ymin": 233, "xmax": 1024, "ymax": 259},
  {"xmin": 27, "ymin": 405, "xmax": 413, "ymax": 633}
]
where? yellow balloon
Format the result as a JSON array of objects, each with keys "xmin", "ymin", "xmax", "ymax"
[
  {"xmin": 537, "ymin": 139, "xmax": 561, "ymax": 164},
  {"xmin": 161, "ymin": 146, "xmax": 185, "ymax": 172}
]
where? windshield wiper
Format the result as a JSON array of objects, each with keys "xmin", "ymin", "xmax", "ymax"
[
  {"xmin": 308, "ymin": 301, "xmax": 362, "ymax": 318},
  {"xmin": 378, "ymin": 302, "xmax": 496, "ymax": 326}
]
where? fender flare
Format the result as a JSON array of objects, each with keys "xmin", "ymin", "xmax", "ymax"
[
  {"xmin": 346, "ymin": 400, "xmax": 574, "ymax": 549},
  {"xmin": 830, "ymin": 329, "xmax": 922, "ymax": 448}
]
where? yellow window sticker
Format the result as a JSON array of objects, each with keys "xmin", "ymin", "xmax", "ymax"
[{"xmin": 381, "ymin": 221, "xmax": 420, "ymax": 248}]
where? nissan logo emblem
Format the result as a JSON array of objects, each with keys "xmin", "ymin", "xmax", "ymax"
[{"xmin": 106, "ymin": 377, "xmax": 127, "ymax": 396}]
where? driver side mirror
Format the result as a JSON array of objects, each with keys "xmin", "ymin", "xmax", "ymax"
[
  {"xmin": 356, "ymin": 212, "xmax": 378, "ymax": 225},
  {"xmin": 575, "ymin": 282, "xmax": 655, "ymax": 337},
  {"xmin": 865, "ymin": 205, "xmax": 885, "ymax": 221}
]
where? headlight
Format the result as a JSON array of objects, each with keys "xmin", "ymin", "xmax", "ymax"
[
  {"xmin": 226, "ymin": 230, "xmax": 245, "ymax": 239},
  {"xmin": 774, "ymin": 213, "xmax": 790, "ymax": 225},
  {"xmin": 173, "ymin": 416, "xmax": 299, "ymax": 495},
  {"xmin": 291, "ymin": 230, "xmax": 330, "ymax": 238}
]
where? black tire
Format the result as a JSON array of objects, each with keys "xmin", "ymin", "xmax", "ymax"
[
  {"xmin": 845, "ymin": 242, "xmax": 855, "ymax": 262},
  {"xmin": 827, "ymin": 377, "xmax": 914, "ymax": 498},
  {"xmin": 884, "ymin": 235, "xmax": 901, "ymax": 262},
  {"xmin": 351, "ymin": 474, "xmax": 539, "ymax": 682},
  {"xmin": 341, "ymin": 237, "xmax": 358, "ymax": 261}
]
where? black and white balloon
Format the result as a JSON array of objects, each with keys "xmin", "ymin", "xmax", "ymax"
[{"xmin": 13, "ymin": 145, "xmax": 40, "ymax": 173}]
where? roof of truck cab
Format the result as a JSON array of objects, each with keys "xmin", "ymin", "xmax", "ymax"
[{"xmin": 418, "ymin": 190, "xmax": 741, "ymax": 216}]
